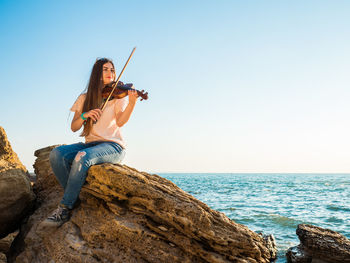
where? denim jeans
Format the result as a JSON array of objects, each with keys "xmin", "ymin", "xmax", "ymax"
[{"xmin": 49, "ymin": 141, "xmax": 126, "ymax": 209}]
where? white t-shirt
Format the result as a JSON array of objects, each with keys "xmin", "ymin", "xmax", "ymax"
[{"xmin": 70, "ymin": 93, "xmax": 128, "ymax": 148}]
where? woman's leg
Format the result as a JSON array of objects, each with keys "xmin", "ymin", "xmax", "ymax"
[
  {"xmin": 49, "ymin": 142, "xmax": 87, "ymax": 189},
  {"xmin": 60, "ymin": 141, "xmax": 125, "ymax": 209}
]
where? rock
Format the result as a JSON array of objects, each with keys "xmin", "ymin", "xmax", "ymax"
[
  {"xmin": 286, "ymin": 244, "xmax": 311, "ymax": 263},
  {"xmin": 32, "ymin": 145, "xmax": 63, "ymax": 204},
  {"xmin": 260, "ymin": 234, "xmax": 277, "ymax": 260},
  {"xmin": 0, "ymin": 230, "xmax": 19, "ymax": 254},
  {"xmin": 0, "ymin": 252, "xmax": 6, "ymax": 263},
  {"xmin": 10, "ymin": 145, "xmax": 277, "ymax": 263},
  {"xmin": 286, "ymin": 224, "xmax": 350, "ymax": 263},
  {"xmin": 0, "ymin": 230, "xmax": 19, "ymax": 263},
  {"xmin": 0, "ymin": 126, "xmax": 35, "ymax": 238}
]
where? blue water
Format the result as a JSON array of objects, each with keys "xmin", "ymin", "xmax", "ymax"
[{"xmin": 159, "ymin": 173, "xmax": 350, "ymax": 262}]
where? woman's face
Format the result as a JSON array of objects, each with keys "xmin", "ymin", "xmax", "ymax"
[{"xmin": 101, "ymin": 62, "xmax": 115, "ymax": 85}]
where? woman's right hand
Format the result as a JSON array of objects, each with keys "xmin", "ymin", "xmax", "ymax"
[{"xmin": 83, "ymin": 109, "xmax": 103, "ymax": 122}]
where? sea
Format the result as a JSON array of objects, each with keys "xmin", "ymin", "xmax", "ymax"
[{"xmin": 159, "ymin": 173, "xmax": 350, "ymax": 263}]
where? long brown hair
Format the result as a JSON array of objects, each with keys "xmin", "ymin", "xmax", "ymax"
[{"xmin": 80, "ymin": 58, "xmax": 115, "ymax": 137}]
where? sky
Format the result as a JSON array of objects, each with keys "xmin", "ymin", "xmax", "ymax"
[{"xmin": 1, "ymin": 0, "xmax": 349, "ymax": 173}]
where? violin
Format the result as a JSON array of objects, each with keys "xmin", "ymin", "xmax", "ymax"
[{"xmin": 102, "ymin": 81, "xmax": 148, "ymax": 101}]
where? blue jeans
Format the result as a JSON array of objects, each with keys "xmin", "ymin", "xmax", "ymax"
[{"xmin": 49, "ymin": 141, "xmax": 126, "ymax": 209}]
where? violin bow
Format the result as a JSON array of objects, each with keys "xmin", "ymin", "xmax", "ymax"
[{"xmin": 100, "ymin": 47, "xmax": 137, "ymax": 111}]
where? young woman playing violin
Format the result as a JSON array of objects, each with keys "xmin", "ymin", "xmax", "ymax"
[{"xmin": 42, "ymin": 58, "xmax": 139, "ymax": 227}]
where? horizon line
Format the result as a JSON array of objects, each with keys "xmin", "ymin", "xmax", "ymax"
[{"xmin": 28, "ymin": 170, "xmax": 350, "ymax": 175}]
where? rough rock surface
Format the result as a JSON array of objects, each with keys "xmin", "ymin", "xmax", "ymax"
[
  {"xmin": 10, "ymin": 145, "xmax": 277, "ymax": 263},
  {"xmin": 0, "ymin": 231, "xmax": 18, "ymax": 263},
  {"xmin": 0, "ymin": 252, "xmax": 6, "ymax": 263},
  {"xmin": 0, "ymin": 126, "xmax": 35, "ymax": 238},
  {"xmin": 286, "ymin": 224, "xmax": 350, "ymax": 263}
]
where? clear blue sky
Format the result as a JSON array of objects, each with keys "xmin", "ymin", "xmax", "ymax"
[{"xmin": 1, "ymin": 0, "xmax": 349, "ymax": 173}]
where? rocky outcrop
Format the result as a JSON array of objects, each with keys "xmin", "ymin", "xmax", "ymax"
[
  {"xmin": 286, "ymin": 224, "xmax": 350, "ymax": 263},
  {"xmin": 0, "ymin": 126, "xmax": 35, "ymax": 239},
  {"xmin": 32, "ymin": 145, "xmax": 63, "ymax": 205},
  {"xmin": 0, "ymin": 231, "xmax": 18, "ymax": 263},
  {"xmin": 10, "ymin": 145, "xmax": 277, "ymax": 263}
]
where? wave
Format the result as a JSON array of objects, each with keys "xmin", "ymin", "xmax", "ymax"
[
  {"xmin": 237, "ymin": 217, "xmax": 256, "ymax": 224},
  {"xmin": 326, "ymin": 216, "xmax": 344, "ymax": 223},
  {"xmin": 255, "ymin": 213, "xmax": 303, "ymax": 228},
  {"xmin": 187, "ymin": 190, "xmax": 201, "ymax": 194},
  {"xmin": 326, "ymin": 204, "xmax": 350, "ymax": 212}
]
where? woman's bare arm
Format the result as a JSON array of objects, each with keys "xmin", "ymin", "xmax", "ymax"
[
  {"xmin": 116, "ymin": 101, "xmax": 136, "ymax": 127},
  {"xmin": 71, "ymin": 109, "xmax": 102, "ymax": 132},
  {"xmin": 116, "ymin": 89, "xmax": 139, "ymax": 127},
  {"xmin": 71, "ymin": 111, "xmax": 85, "ymax": 132}
]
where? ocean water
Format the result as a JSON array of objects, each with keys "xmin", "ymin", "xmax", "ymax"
[{"xmin": 159, "ymin": 173, "xmax": 350, "ymax": 262}]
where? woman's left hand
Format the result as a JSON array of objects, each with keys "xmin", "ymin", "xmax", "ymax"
[{"xmin": 128, "ymin": 88, "xmax": 139, "ymax": 104}]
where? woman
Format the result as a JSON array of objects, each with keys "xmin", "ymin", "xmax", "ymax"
[{"xmin": 42, "ymin": 58, "xmax": 138, "ymax": 227}]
